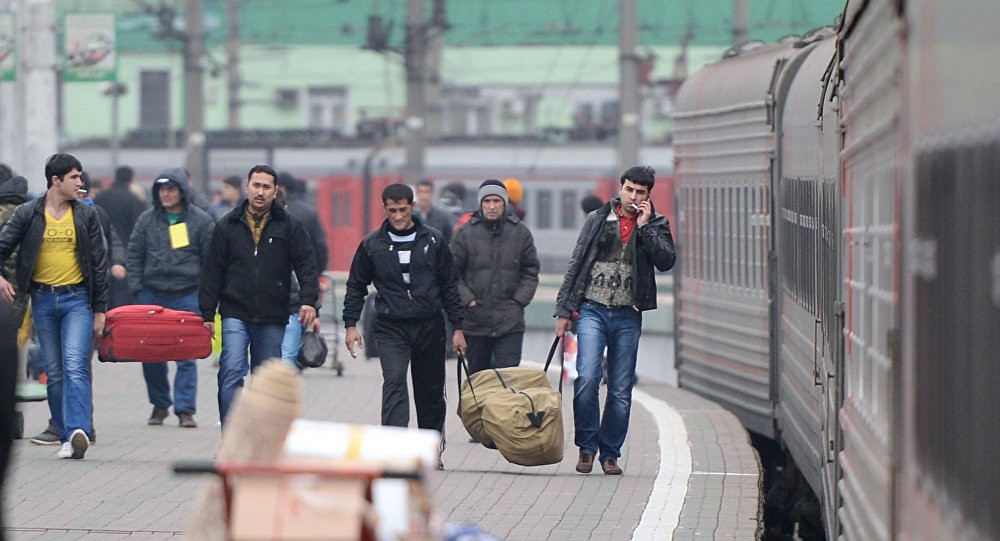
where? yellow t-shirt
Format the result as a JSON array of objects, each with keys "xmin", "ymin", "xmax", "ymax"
[{"xmin": 32, "ymin": 207, "xmax": 85, "ymax": 285}]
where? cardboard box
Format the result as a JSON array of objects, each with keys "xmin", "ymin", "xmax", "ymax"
[
  {"xmin": 283, "ymin": 420, "xmax": 441, "ymax": 473},
  {"xmin": 229, "ymin": 474, "xmax": 368, "ymax": 541}
]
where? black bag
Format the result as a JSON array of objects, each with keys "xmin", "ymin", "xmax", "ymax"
[{"xmin": 297, "ymin": 330, "xmax": 328, "ymax": 368}]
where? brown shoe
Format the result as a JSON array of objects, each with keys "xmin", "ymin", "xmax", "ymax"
[
  {"xmin": 601, "ymin": 458, "xmax": 623, "ymax": 475},
  {"xmin": 148, "ymin": 406, "xmax": 169, "ymax": 426},
  {"xmin": 178, "ymin": 412, "xmax": 198, "ymax": 428},
  {"xmin": 576, "ymin": 451, "xmax": 594, "ymax": 474}
]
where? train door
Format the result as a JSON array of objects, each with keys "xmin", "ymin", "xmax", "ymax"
[
  {"xmin": 316, "ymin": 174, "xmax": 363, "ymax": 272},
  {"xmin": 316, "ymin": 174, "xmax": 401, "ymax": 272},
  {"xmin": 817, "ymin": 44, "xmax": 845, "ymax": 541}
]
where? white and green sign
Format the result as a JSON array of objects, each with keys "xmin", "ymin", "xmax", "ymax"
[
  {"xmin": 0, "ymin": 13, "xmax": 14, "ymax": 82},
  {"xmin": 63, "ymin": 13, "xmax": 116, "ymax": 82}
]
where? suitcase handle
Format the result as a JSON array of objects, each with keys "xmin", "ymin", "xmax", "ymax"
[
  {"xmin": 457, "ymin": 336, "xmax": 564, "ymax": 408},
  {"xmin": 142, "ymin": 337, "xmax": 183, "ymax": 346}
]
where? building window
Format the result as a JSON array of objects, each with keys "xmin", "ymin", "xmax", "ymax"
[
  {"xmin": 139, "ymin": 70, "xmax": 170, "ymax": 129},
  {"xmin": 306, "ymin": 86, "xmax": 348, "ymax": 132}
]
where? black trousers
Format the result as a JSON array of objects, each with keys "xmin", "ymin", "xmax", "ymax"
[
  {"xmin": 374, "ymin": 314, "xmax": 446, "ymax": 435},
  {"xmin": 0, "ymin": 301, "xmax": 20, "ymax": 537},
  {"xmin": 465, "ymin": 333, "xmax": 524, "ymax": 374}
]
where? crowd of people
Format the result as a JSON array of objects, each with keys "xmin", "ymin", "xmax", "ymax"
[{"xmin": 0, "ymin": 154, "xmax": 674, "ymax": 528}]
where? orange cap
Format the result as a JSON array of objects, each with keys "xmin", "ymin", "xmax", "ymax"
[{"xmin": 503, "ymin": 177, "xmax": 523, "ymax": 204}]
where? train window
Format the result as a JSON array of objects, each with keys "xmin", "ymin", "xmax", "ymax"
[
  {"xmin": 702, "ymin": 185, "xmax": 712, "ymax": 282},
  {"xmin": 752, "ymin": 184, "xmax": 765, "ymax": 291},
  {"xmin": 331, "ymin": 192, "xmax": 352, "ymax": 226},
  {"xmin": 738, "ymin": 185, "xmax": 747, "ymax": 290},
  {"xmin": 536, "ymin": 190, "xmax": 553, "ymax": 229},
  {"xmin": 691, "ymin": 186, "xmax": 703, "ymax": 280},
  {"xmin": 719, "ymin": 187, "xmax": 733, "ymax": 284},
  {"xmin": 709, "ymin": 185, "xmax": 719, "ymax": 284},
  {"xmin": 560, "ymin": 190, "xmax": 577, "ymax": 229}
]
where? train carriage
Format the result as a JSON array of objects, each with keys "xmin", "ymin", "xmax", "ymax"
[
  {"xmin": 897, "ymin": 0, "xmax": 1000, "ymax": 538},
  {"xmin": 672, "ymin": 39, "xmax": 803, "ymax": 439},
  {"xmin": 772, "ymin": 32, "xmax": 842, "ymax": 537},
  {"xmin": 673, "ymin": 0, "xmax": 1000, "ymax": 538}
]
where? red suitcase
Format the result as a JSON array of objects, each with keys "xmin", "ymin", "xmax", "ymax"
[{"xmin": 98, "ymin": 304, "xmax": 213, "ymax": 363}]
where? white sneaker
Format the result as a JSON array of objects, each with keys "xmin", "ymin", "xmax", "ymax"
[
  {"xmin": 69, "ymin": 429, "xmax": 88, "ymax": 459},
  {"xmin": 58, "ymin": 442, "xmax": 73, "ymax": 459}
]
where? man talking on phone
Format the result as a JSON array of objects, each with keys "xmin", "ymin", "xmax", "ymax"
[{"xmin": 554, "ymin": 165, "xmax": 675, "ymax": 476}]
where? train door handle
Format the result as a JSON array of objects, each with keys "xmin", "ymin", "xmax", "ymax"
[{"xmin": 813, "ymin": 318, "xmax": 823, "ymax": 386}]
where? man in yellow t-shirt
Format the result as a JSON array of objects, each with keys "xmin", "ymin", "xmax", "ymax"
[{"xmin": 0, "ymin": 153, "xmax": 109, "ymax": 461}]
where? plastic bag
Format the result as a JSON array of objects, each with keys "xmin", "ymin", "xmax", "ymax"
[{"xmin": 297, "ymin": 330, "xmax": 328, "ymax": 368}]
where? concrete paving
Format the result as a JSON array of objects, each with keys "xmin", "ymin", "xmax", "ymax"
[{"xmin": 4, "ymin": 346, "xmax": 761, "ymax": 540}]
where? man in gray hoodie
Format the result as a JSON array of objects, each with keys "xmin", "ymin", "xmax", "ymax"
[{"xmin": 127, "ymin": 168, "xmax": 215, "ymax": 428}]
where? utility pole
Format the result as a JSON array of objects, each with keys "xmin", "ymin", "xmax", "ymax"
[
  {"xmin": 184, "ymin": 0, "xmax": 207, "ymax": 194},
  {"xmin": 403, "ymin": 0, "xmax": 426, "ymax": 185},
  {"xmin": 15, "ymin": 0, "xmax": 58, "ymax": 195},
  {"xmin": 424, "ymin": 0, "xmax": 445, "ymax": 139},
  {"xmin": 226, "ymin": 0, "xmax": 240, "ymax": 129},
  {"xmin": 103, "ymin": 82, "xmax": 127, "ymax": 171},
  {"xmin": 0, "ymin": 0, "xmax": 18, "ymax": 171},
  {"xmin": 617, "ymin": 0, "xmax": 640, "ymax": 172},
  {"xmin": 733, "ymin": 0, "xmax": 749, "ymax": 45}
]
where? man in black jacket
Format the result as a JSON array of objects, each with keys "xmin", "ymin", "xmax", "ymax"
[
  {"xmin": 554, "ymin": 165, "xmax": 675, "ymax": 476},
  {"xmin": 0, "ymin": 153, "xmax": 109, "ymax": 460},
  {"xmin": 199, "ymin": 165, "xmax": 318, "ymax": 425},
  {"xmin": 94, "ymin": 165, "xmax": 148, "ymax": 309},
  {"xmin": 0, "ymin": 166, "xmax": 27, "ymax": 526},
  {"xmin": 450, "ymin": 180, "xmax": 539, "ymax": 374},
  {"xmin": 342, "ymin": 183, "xmax": 465, "ymax": 468},
  {"xmin": 129, "ymin": 168, "xmax": 215, "ymax": 428}
]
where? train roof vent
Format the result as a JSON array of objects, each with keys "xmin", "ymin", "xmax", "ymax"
[
  {"xmin": 794, "ymin": 26, "xmax": 837, "ymax": 47},
  {"xmin": 722, "ymin": 40, "xmax": 767, "ymax": 58}
]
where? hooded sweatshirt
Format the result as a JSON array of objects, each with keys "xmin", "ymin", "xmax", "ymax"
[{"xmin": 126, "ymin": 168, "xmax": 215, "ymax": 297}]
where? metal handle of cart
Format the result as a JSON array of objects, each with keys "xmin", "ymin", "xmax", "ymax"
[{"xmin": 318, "ymin": 272, "xmax": 344, "ymax": 375}]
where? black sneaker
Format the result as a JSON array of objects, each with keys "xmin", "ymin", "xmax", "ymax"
[{"xmin": 29, "ymin": 428, "xmax": 60, "ymax": 445}]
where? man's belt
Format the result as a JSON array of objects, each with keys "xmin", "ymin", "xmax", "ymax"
[{"xmin": 31, "ymin": 281, "xmax": 84, "ymax": 294}]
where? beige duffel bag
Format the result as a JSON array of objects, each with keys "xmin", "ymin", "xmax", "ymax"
[{"xmin": 457, "ymin": 337, "xmax": 564, "ymax": 465}]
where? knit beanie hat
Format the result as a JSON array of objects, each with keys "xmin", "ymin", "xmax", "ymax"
[{"xmin": 478, "ymin": 179, "xmax": 508, "ymax": 206}]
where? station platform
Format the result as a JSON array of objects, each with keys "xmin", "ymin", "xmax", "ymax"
[{"xmin": 5, "ymin": 345, "xmax": 761, "ymax": 540}]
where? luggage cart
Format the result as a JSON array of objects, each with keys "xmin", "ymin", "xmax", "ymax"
[
  {"xmin": 318, "ymin": 273, "xmax": 344, "ymax": 376},
  {"xmin": 174, "ymin": 459, "xmax": 424, "ymax": 541}
]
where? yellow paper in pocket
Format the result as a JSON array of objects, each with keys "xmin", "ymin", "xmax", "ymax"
[{"xmin": 169, "ymin": 223, "xmax": 190, "ymax": 249}]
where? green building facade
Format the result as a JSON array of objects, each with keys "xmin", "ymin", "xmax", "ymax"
[{"xmin": 53, "ymin": 0, "xmax": 843, "ymax": 143}]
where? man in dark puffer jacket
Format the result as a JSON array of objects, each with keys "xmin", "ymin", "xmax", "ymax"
[{"xmin": 450, "ymin": 179, "xmax": 539, "ymax": 374}]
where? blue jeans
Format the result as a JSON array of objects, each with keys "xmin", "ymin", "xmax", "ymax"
[
  {"xmin": 217, "ymin": 318, "xmax": 284, "ymax": 425},
  {"xmin": 573, "ymin": 301, "xmax": 642, "ymax": 462},
  {"xmin": 280, "ymin": 314, "xmax": 304, "ymax": 366},
  {"xmin": 31, "ymin": 287, "xmax": 94, "ymax": 442},
  {"xmin": 137, "ymin": 289, "xmax": 199, "ymax": 415}
]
